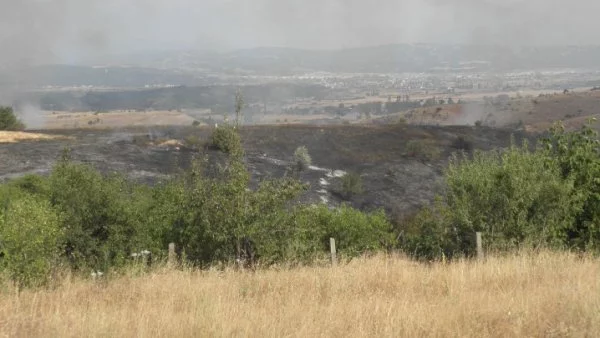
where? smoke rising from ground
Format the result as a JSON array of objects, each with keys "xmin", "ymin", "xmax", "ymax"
[{"xmin": 16, "ymin": 104, "xmax": 46, "ymax": 130}]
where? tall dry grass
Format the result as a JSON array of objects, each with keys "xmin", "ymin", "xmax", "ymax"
[{"xmin": 1, "ymin": 251, "xmax": 599, "ymax": 337}]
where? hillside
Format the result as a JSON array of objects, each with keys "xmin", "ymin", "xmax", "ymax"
[
  {"xmin": 0, "ymin": 124, "xmax": 529, "ymax": 219},
  {"xmin": 376, "ymin": 89, "xmax": 600, "ymax": 133}
]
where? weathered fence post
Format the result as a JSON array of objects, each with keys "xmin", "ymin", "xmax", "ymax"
[
  {"xmin": 168, "ymin": 243, "xmax": 176, "ymax": 267},
  {"xmin": 330, "ymin": 238, "xmax": 337, "ymax": 267},
  {"xmin": 476, "ymin": 232, "xmax": 484, "ymax": 261}
]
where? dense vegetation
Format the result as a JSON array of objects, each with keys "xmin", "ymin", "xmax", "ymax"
[
  {"xmin": 402, "ymin": 121, "xmax": 600, "ymax": 260},
  {"xmin": 0, "ymin": 127, "xmax": 392, "ymax": 288},
  {"xmin": 2, "ymin": 118, "xmax": 600, "ymax": 289}
]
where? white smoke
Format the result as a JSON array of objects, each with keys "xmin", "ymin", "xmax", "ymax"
[{"xmin": 16, "ymin": 104, "xmax": 46, "ymax": 130}]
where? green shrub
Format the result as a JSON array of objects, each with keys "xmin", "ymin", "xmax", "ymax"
[
  {"xmin": 48, "ymin": 158, "xmax": 159, "ymax": 270},
  {"xmin": 149, "ymin": 154, "xmax": 390, "ymax": 266},
  {"xmin": 403, "ymin": 140, "xmax": 580, "ymax": 260},
  {"xmin": 0, "ymin": 106, "xmax": 25, "ymax": 131},
  {"xmin": 449, "ymin": 142, "xmax": 579, "ymax": 249},
  {"xmin": 293, "ymin": 146, "xmax": 312, "ymax": 172},
  {"xmin": 252, "ymin": 204, "xmax": 394, "ymax": 264},
  {"xmin": 406, "ymin": 139, "xmax": 441, "ymax": 161},
  {"xmin": 298, "ymin": 205, "xmax": 393, "ymax": 257},
  {"xmin": 6, "ymin": 174, "xmax": 50, "ymax": 196},
  {"xmin": 0, "ymin": 195, "xmax": 63, "ymax": 288},
  {"xmin": 399, "ymin": 199, "xmax": 456, "ymax": 261},
  {"xmin": 210, "ymin": 124, "xmax": 242, "ymax": 155},
  {"xmin": 540, "ymin": 121, "xmax": 600, "ymax": 250},
  {"xmin": 340, "ymin": 172, "xmax": 363, "ymax": 199}
]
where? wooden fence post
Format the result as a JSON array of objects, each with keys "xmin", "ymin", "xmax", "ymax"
[
  {"xmin": 330, "ymin": 238, "xmax": 337, "ymax": 267},
  {"xmin": 168, "ymin": 243, "xmax": 176, "ymax": 267},
  {"xmin": 476, "ymin": 232, "xmax": 484, "ymax": 261}
]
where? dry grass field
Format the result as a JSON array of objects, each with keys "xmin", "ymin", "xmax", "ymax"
[
  {"xmin": 0, "ymin": 131, "xmax": 72, "ymax": 143},
  {"xmin": 42, "ymin": 110, "xmax": 197, "ymax": 130},
  {"xmin": 1, "ymin": 251, "xmax": 599, "ymax": 337}
]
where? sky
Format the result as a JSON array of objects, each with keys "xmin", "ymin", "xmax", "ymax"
[{"xmin": 1, "ymin": 0, "xmax": 599, "ymax": 65}]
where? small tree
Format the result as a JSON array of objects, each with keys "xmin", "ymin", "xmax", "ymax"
[
  {"xmin": 235, "ymin": 90, "xmax": 244, "ymax": 128},
  {"xmin": 211, "ymin": 125, "xmax": 242, "ymax": 155},
  {"xmin": 0, "ymin": 194, "xmax": 63, "ymax": 288},
  {"xmin": 294, "ymin": 146, "xmax": 312, "ymax": 172},
  {"xmin": 340, "ymin": 172, "xmax": 364, "ymax": 200},
  {"xmin": 0, "ymin": 106, "xmax": 25, "ymax": 131}
]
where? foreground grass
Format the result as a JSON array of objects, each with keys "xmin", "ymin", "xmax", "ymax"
[{"xmin": 1, "ymin": 252, "xmax": 599, "ymax": 337}]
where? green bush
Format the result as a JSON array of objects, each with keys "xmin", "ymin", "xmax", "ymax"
[
  {"xmin": 144, "ymin": 153, "xmax": 391, "ymax": 266},
  {"xmin": 402, "ymin": 140, "xmax": 580, "ymax": 260},
  {"xmin": 399, "ymin": 199, "xmax": 456, "ymax": 261},
  {"xmin": 252, "ymin": 204, "xmax": 393, "ymax": 264},
  {"xmin": 540, "ymin": 121, "xmax": 600, "ymax": 250},
  {"xmin": 293, "ymin": 146, "xmax": 312, "ymax": 172},
  {"xmin": 340, "ymin": 172, "xmax": 363, "ymax": 200},
  {"xmin": 406, "ymin": 139, "xmax": 441, "ymax": 161},
  {"xmin": 155, "ymin": 153, "xmax": 306, "ymax": 266},
  {"xmin": 48, "ymin": 157, "xmax": 159, "ymax": 270},
  {"xmin": 0, "ymin": 106, "xmax": 25, "ymax": 131},
  {"xmin": 210, "ymin": 124, "xmax": 242, "ymax": 155},
  {"xmin": 0, "ymin": 194, "xmax": 63, "ymax": 288}
]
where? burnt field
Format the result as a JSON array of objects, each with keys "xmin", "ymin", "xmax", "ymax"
[{"xmin": 0, "ymin": 124, "xmax": 531, "ymax": 219}]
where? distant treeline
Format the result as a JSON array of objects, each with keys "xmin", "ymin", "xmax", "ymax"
[{"xmin": 24, "ymin": 84, "xmax": 329, "ymax": 112}]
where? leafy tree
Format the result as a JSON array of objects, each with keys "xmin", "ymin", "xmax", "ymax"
[
  {"xmin": 210, "ymin": 124, "xmax": 242, "ymax": 155},
  {"xmin": 0, "ymin": 194, "xmax": 63, "ymax": 288},
  {"xmin": 0, "ymin": 106, "xmax": 25, "ymax": 130},
  {"xmin": 48, "ymin": 153, "xmax": 158, "ymax": 270},
  {"xmin": 540, "ymin": 121, "xmax": 600, "ymax": 249}
]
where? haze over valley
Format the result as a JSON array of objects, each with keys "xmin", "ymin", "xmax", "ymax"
[{"xmin": 2, "ymin": 2, "xmax": 600, "ymax": 337}]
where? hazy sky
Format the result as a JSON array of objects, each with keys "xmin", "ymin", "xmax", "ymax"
[{"xmin": 1, "ymin": 0, "xmax": 599, "ymax": 65}]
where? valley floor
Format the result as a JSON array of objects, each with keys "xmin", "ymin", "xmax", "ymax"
[{"xmin": 1, "ymin": 251, "xmax": 599, "ymax": 337}]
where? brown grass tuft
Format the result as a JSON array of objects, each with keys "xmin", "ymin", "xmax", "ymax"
[{"xmin": 1, "ymin": 251, "xmax": 599, "ymax": 337}]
